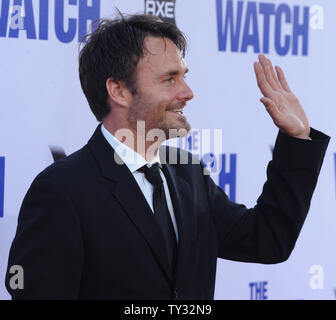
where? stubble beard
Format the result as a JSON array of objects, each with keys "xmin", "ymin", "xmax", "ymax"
[{"xmin": 126, "ymin": 97, "xmax": 191, "ymax": 141}]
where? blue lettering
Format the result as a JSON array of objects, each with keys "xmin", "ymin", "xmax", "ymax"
[
  {"xmin": 216, "ymin": 0, "xmax": 243, "ymax": 52},
  {"xmin": 293, "ymin": 5, "xmax": 309, "ymax": 56},
  {"xmin": 78, "ymin": 0, "xmax": 100, "ymax": 42},
  {"xmin": 219, "ymin": 154, "xmax": 236, "ymax": 201},
  {"xmin": 188, "ymin": 131, "xmax": 199, "ymax": 151},
  {"xmin": 262, "ymin": 281, "xmax": 268, "ymax": 299},
  {"xmin": 39, "ymin": 0, "xmax": 49, "ymax": 40},
  {"xmin": 9, "ymin": 0, "xmax": 36, "ymax": 39},
  {"xmin": 249, "ymin": 281, "xmax": 268, "ymax": 300},
  {"xmin": 259, "ymin": 2, "xmax": 275, "ymax": 54},
  {"xmin": 0, "ymin": 157, "xmax": 4, "ymax": 218},
  {"xmin": 275, "ymin": 4, "xmax": 291, "ymax": 56},
  {"xmin": 201, "ymin": 153, "xmax": 217, "ymax": 173},
  {"xmin": 0, "ymin": 0, "xmax": 10, "ymax": 37},
  {"xmin": 1, "ymin": 0, "xmax": 101, "ymax": 42},
  {"xmin": 187, "ymin": 135, "xmax": 192, "ymax": 151},
  {"xmin": 255, "ymin": 281, "xmax": 262, "ymax": 299},
  {"xmin": 249, "ymin": 282, "xmax": 255, "ymax": 300},
  {"xmin": 217, "ymin": 0, "xmax": 310, "ymax": 56},
  {"xmin": 241, "ymin": 2, "xmax": 260, "ymax": 53},
  {"xmin": 55, "ymin": 0, "xmax": 77, "ymax": 43}
]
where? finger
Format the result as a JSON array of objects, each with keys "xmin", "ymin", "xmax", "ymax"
[
  {"xmin": 267, "ymin": 58, "xmax": 282, "ymax": 89},
  {"xmin": 258, "ymin": 54, "xmax": 281, "ymax": 90},
  {"xmin": 275, "ymin": 66, "xmax": 291, "ymax": 92},
  {"xmin": 254, "ymin": 61, "xmax": 275, "ymax": 98},
  {"xmin": 260, "ymin": 97, "xmax": 281, "ymax": 121}
]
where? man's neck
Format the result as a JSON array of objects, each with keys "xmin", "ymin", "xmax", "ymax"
[{"xmin": 102, "ymin": 122, "xmax": 164, "ymax": 162}]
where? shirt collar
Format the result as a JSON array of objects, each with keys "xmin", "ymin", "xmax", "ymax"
[{"xmin": 101, "ymin": 124, "xmax": 162, "ymax": 173}]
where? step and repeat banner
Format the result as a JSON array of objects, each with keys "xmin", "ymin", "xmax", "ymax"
[{"xmin": 0, "ymin": 0, "xmax": 335, "ymax": 300}]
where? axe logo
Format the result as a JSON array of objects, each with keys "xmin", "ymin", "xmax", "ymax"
[{"xmin": 144, "ymin": 0, "xmax": 176, "ymax": 25}]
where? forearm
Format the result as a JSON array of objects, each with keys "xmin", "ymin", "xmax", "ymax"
[{"xmin": 207, "ymin": 128, "xmax": 329, "ymax": 263}]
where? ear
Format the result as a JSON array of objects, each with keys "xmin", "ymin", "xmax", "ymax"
[{"xmin": 106, "ymin": 78, "xmax": 133, "ymax": 108}]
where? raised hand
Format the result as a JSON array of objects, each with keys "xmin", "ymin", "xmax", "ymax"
[{"xmin": 254, "ymin": 54, "xmax": 310, "ymax": 140}]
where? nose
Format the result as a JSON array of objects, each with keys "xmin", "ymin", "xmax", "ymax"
[{"xmin": 177, "ymin": 80, "xmax": 194, "ymax": 102}]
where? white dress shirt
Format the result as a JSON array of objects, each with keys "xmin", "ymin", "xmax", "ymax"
[{"xmin": 101, "ymin": 124, "xmax": 178, "ymax": 241}]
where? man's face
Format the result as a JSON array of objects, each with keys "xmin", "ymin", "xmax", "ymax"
[{"xmin": 126, "ymin": 36, "xmax": 194, "ymax": 139}]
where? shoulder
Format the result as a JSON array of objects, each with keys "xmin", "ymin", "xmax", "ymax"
[{"xmin": 32, "ymin": 145, "xmax": 93, "ymax": 190}]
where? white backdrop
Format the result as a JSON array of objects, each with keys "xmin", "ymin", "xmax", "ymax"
[{"xmin": 0, "ymin": 0, "xmax": 335, "ymax": 300}]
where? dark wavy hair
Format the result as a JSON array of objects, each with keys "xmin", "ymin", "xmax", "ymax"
[{"xmin": 78, "ymin": 14, "xmax": 187, "ymax": 122}]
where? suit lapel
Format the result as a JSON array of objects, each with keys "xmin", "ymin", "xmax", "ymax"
[
  {"xmin": 88, "ymin": 125, "xmax": 173, "ymax": 283},
  {"xmin": 111, "ymin": 177, "xmax": 173, "ymax": 283}
]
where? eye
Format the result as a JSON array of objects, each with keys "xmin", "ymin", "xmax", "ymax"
[{"xmin": 166, "ymin": 77, "xmax": 175, "ymax": 84}]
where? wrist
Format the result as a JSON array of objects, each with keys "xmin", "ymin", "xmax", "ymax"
[
  {"xmin": 293, "ymin": 127, "xmax": 311, "ymax": 140},
  {"xmin": 294, "ymin": 134, "xmax": 311, "ymax": 140}
]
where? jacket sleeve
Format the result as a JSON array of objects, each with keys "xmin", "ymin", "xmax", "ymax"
[
  {"xmin": 203, "ymin": 128, "xmax": 330, "ymax": 264},
  {"xmin": 5, "ymin": 177, "xmax": 84, "ymax": 299}
]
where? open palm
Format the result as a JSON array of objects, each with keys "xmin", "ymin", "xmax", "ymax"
[{"xmin": 254, "ymin": 54, "xmax": 310, "ymax": 140}]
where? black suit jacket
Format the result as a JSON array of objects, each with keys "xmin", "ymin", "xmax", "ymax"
[{"xmin": 5, "ymin": 125, "xmax": 329, "ymax": 299}]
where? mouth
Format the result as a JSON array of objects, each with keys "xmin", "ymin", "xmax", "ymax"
[{"xmin": 167, "ymin": 107, "xmax": 186, "ymax": 118}]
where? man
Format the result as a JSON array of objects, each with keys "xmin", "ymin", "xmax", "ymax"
[{"xmin": 5, "ymin": 14, "xmax": 329, "ymax": 299}]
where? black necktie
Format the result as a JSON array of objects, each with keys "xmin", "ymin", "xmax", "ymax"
[{"xmin": 137, "ymin": 163, "xmax": 177, "ymax": 271}]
